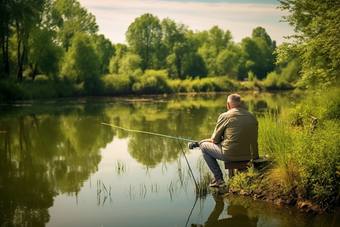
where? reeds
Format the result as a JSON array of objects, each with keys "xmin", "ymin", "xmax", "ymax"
[
  {"xmin": 115, "ymin": 159, "xmax": 128, "ymax": 176},
  {"xmin": 96, "ymin": 180, "xmax": 112, "ymax": 206}
]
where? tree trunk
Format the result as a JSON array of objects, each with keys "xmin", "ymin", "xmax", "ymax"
[
  {"xmin": 16, "ymin": 37, "xmax": 26, "ymax": 81},
  {"xmin": 32, "ymin": 63, "xmax": 38, "ymax": 80},
  {"xmin": 177, "ymin": 55, "xmax": 182, "ymax": 79},
  {"xmin": 1, "ymin": 29, "xmax": 10, "ymax": 78}
]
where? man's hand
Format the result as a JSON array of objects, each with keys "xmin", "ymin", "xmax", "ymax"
[{"xmin": 199, "ymin": 138, "xmax": 216, "ymax": 145}]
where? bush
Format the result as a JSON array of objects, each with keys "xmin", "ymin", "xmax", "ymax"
[
  {"xmin": 132, "ymin": 70, "xmax": 171, "ymax": 94},
  {"xmin": 0, "ymin": 79, "xmax": 30, "ymax": 100},
  {"xmin": 262, "ymin": 71, "xmax": 293, "ymax": 90},
  {"xmin": 168, "ymin": 76, "xmax": 238, "ymax": 93},
  {"xmin": 102, "ymin": 74, "xmax": 132, "ymax": 96}
]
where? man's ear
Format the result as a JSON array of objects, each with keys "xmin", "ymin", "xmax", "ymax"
[{"xmin": 227, "ymin": 102, "xmax": 231, "ymax": 110}]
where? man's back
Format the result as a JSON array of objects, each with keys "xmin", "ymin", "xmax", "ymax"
[{"xmin": 213, "ymin": 107, "xmax": 258, "ymax": 161}]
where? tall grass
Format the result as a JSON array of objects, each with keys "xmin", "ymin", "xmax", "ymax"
[{"xmin": 256, "ymin": 88, "xmax": 340, "ymax": 205}]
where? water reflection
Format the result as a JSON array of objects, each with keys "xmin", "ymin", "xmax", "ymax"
[
  {"xmin": 191, "ymin": 191, "xmax": 258, "ymax": 227},
  {"xmin": 0, "ymin": 103, "xmax": 114, "ymax": 226},
  {"xmin": 4, "ymin": 92, "xmax": 338, "ymax": 227}
]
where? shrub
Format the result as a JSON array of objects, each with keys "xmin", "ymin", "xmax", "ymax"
[
  {"xmin": 132, "ymin": 70, "xmax": 171, "ymax": 94},
  {"xmin": 262, "ymin": 71, "xmax": 293, "ymax": 90},
  {"xmin": 102, "ymin": 74, "xmax": 132, "ymax": 96},
  {"xmin": 0, "ymin": 79, "xmax": 30, "ymax": 100}
]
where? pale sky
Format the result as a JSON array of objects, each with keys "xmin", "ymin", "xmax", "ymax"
[{"xmin": 78, "ymin": 0, "xmax": 294, "ymax": 45}]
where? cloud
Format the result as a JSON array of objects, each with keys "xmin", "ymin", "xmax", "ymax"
[{"xmin": 78, "ymin": 0, "xmax": 294, "ymax": 45}]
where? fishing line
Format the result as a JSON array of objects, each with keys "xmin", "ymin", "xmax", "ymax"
[
  {"xmin": 101, "ymin": 122, "xmax": 200, "ymax": 194},
  {"xmin": 101, "ymin": 122, "xmax": 197, "ymax": 142},
  {"xmin": 171, "ymin": 125, "xmax": 199, "ymax": 195}
]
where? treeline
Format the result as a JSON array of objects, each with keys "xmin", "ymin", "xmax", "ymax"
[{"xmin": 0, "ymin": 0, "xmax": 301, "ymax": 100}]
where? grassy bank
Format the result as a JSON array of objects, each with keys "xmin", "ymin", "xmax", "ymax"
[
  {"xmin": 228, "ymin": 87, "xmax": 340, "ymax": 213},
  {"xmin": 0, "ymin": 70, "xmax": 292, "ymax": 101}
]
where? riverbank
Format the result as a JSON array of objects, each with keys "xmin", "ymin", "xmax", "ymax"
[
  {"xmin": 0, "ymin": 75, "xmax": 295, "ymax": 101},
  {"xmin": 227, "ymin": 170, "xmax": 340, "ymax": 215},
  {"xmin": 225, "ymin": 88, "xmax": 340, "ymax": 215}
]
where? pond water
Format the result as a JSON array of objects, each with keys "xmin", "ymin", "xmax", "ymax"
[{"xmin": 0, "ymin": 91, "xmax": 339, "ymax": 227}]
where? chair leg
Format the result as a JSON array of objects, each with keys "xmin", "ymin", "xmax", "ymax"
[{"xmin": 226, "ymin": 169, "xmax": 234, "ymax": 178}]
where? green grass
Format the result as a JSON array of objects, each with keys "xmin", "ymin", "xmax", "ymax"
[{"xmin": 228, "ymin": 87, "xmax": 340, "ymax": 207}]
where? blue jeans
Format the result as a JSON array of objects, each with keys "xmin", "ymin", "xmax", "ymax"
[{"xmin": 200, "ymin": 142, "xmax": 229, "ymax": 180}]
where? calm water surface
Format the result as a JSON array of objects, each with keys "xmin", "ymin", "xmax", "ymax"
[{"xmin": 0, "ymin": 92, "xmax": 339, "ymax": 227}]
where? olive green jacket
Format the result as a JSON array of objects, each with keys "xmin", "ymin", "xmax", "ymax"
[{"xmin": 211, "ymin": 107, "xmax": 259, "ymax": 161}]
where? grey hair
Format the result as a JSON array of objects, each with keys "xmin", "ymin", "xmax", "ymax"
[{"xmin": 227, "ymin": 94, "xmax": 241, "ymax": 105}]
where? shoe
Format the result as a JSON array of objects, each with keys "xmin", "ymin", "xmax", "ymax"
[{"xmin": 209, "ymin": 179, "xmax": 225, "ymax": 188}]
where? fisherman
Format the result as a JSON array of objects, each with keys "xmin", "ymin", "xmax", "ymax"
[{"xmin": 198, "ymin": 93, "xmax": 259, "ymax": 187}]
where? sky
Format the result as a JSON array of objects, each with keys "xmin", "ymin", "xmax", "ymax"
[{"xmin": 77, "ymin": 0, "xmax": 294, "ymax": 45}]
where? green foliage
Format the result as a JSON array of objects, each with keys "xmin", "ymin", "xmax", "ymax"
[
  {"xmin": 216, "ymin": 46, "xmax": 240, "ymax": 79},
  {"xmin": 0, "ymin": 79, "xmax": 30, "ymax": 100},
  {"xmin": 126, "ymin": 13, "xmax": 162, "ymax": 71},
  {"xmin": 102, "ymin": 74, "xmax": 132, "ymax": 96},
  {"xmin": 181, "ymin": 52, "xmax": 208, "ymax": 79},
  {"xmin": 228, "ymin": 165, "xmax": 260, "ymax": 193},
  {"xmin": 109, "ymin": 44, "xmax": 128, "ymax": 74},
  {"xmin": 240, "ymin": 32, "xmax": 276, "ymax": 80},
  {"xmin": 132, "ymin": 70, "xmax": 171, "ymax": 94},
  {"xmin": 262, "ymin": 71, "xmax": 293, "ymax": 90},
  {"xmin": 28, "ymin": 27, "xmax": 65, "ymax": 79},
  {"xmin": 0, "ymin": 2, "xmax": 293, "ymax": 100},
  {"xmin": 53, "ymin": 0, "xmax": 99, "ymax": 51},
  {"xmin": 279, "ymin": 59, "xmax": 301, "ymax": 83},
  {"xmin": 92, "ymin": 34, "xmax": 115, "ymax": 74},
  {"xmin": 168, "ymin": 77, "xmax": 237, "ymax": 93},
  {"xmin": 288, "ymin": 87, "xmax": 340, "ymax": 122},
  {"xmin": 277, "ymin": 0, "xmax": 340, "ymax": 89},
  {"xmin": 0, "ymin": 76, "xmax": 76, "ymax": 100},
  {"xmin": 118, "ymin": 54, "xmax": 142, "ymax": 76},
  {"xmin": 61, "ymin": 32, "xmax": 100, "ymax": 90},
  {"xmin": 257, "ymin": 89, "xmax": 340, "ymax": 204}
]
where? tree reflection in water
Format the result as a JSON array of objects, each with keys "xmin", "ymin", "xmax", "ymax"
[{"xmin": 3, "ymin": 93, "xmax": 334, "ymax": 227}]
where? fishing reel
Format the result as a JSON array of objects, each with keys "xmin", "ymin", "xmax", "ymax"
[{"xmin": 188, "ymin": 141, "xmax": 199, "ymax": 149}]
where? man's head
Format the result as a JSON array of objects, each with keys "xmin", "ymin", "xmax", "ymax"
[{"xmin": 227, "ymin": 94, "xmax": 242, "ymax": 110}]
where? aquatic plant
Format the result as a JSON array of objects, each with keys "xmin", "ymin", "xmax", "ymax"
[
  {"xmin": 96, "ymin": 180, "xmax": 112, "ymax": 206},
  {"xmin": 115, "ymin": 159, "xmax": 128, "ymax": 176}
]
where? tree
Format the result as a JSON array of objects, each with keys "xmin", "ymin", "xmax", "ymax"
[
  {"xmin": 252, "ymin": 26, "xmax": 275, "ymax": 48},
  {"xmin": 109, "ymin": 43, "xmax": 128, "ymax": 74},
  {"xmin": 216, "ymin": 46, "xmax": 240, "ymax": 79},
  {"xmin": 53, "ymin": 0, "xmax": 98, "ymax": 52},
  {"xmin": 61, "ymin": 32, "xmax": 100, "ymax": 91},
  {"xmin": 12, "ymin": 0, "xmax": 47, "ymax": 80},
  {"xmin": 239, "ymin": 27, "xmax": 276, "ymax": 80},
  {"xmin": 118, "ymin": 53, "xmax": 142, "ymax": 77},
  {"xmin": 179, "ymin": 30, "xmax": 208, "ymax": 79},
  {"xmin": 92, "ymin": 34, "xmax": 115, "ymax": 74},
  {"xmin": 277, "ymin": 0, "xmax": 340, "ymax": 88},
  {"xmin": 161, "ymin": 18, "xmax": 188, "ymax": 79},
  {"xmin": 126, "ymin": 13, "xmax": 162, "ymax": 71},
  {"xmin": 208, "ymin": 26, "xmax": 232, "ymax": 55},
  {"xmin": 0, "ymin": 0, "xmax": 13, "ymax": 78},
  {"xmin": 197, "ymin": 26, "xmax": 233, "ymax": 77},
  {"xmin": 28, "ymin": 27, "xmax": 64, "ymax": 80}
]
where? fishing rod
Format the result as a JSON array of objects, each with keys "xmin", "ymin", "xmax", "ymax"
[
  {"xmin": 101, "ymin": 122, "xmax": 200, "ymax": 194},
  {"xmin": 101, "ymin": 122, "xmax": 198, "ymax": 143}
]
